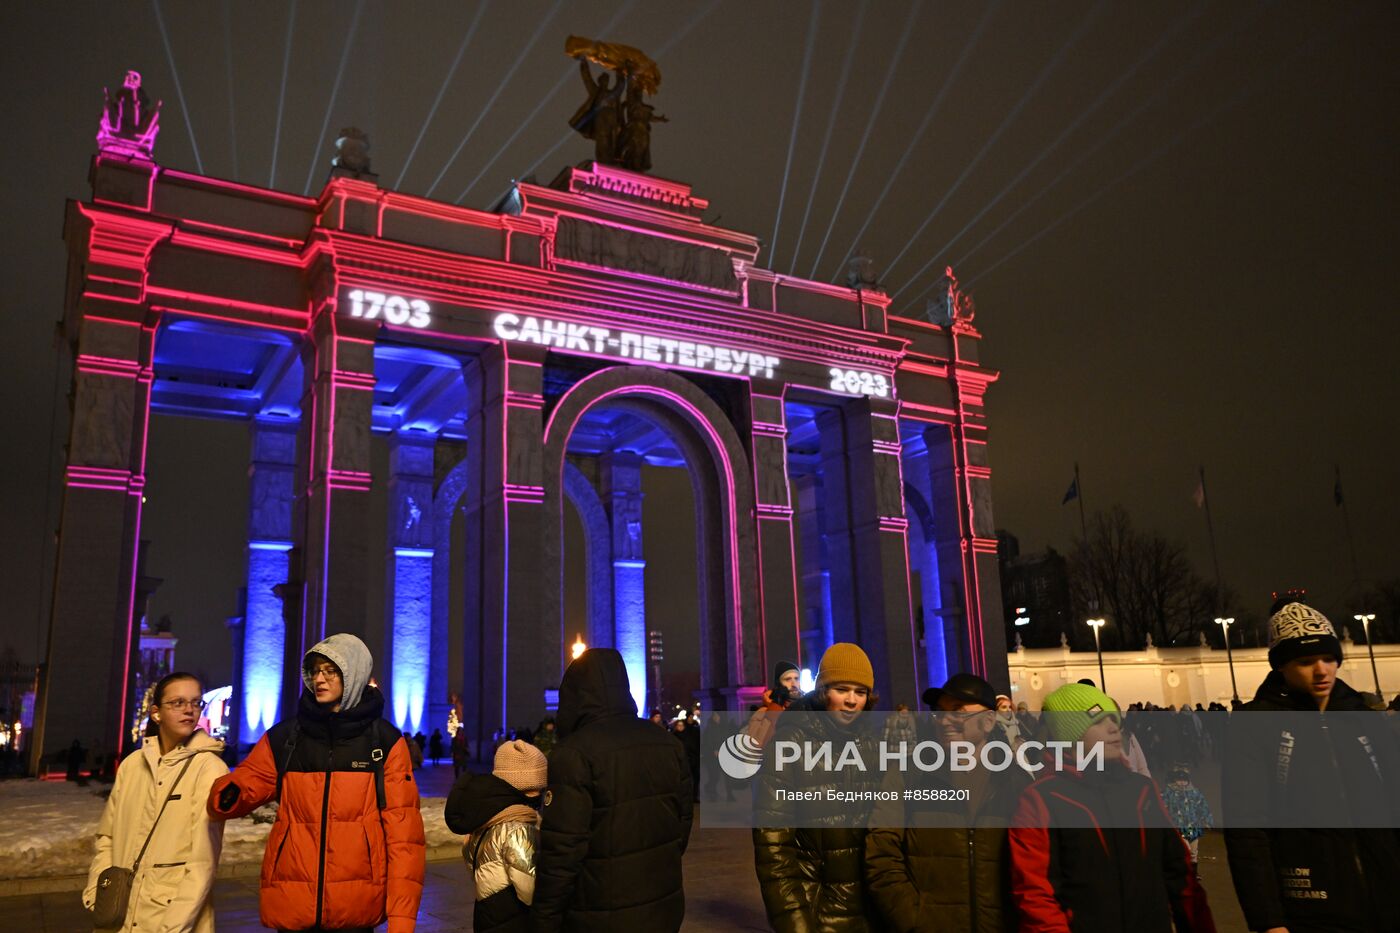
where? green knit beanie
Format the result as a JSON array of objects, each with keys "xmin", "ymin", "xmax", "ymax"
[{"xmin": 1041, "ymin": 683, "xmax": 1120, "ymax": 743}]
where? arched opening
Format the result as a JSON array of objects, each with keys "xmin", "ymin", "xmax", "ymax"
[{"xmin": 542, "ymin": 367, "xmax": 762, "ymax": 712}]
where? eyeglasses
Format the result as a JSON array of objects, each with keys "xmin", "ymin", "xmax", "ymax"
[
  {"xmin": 161, "ymin": 698, "xmax": 206, "ymax": 712},
  {"xmin": 309, "ymin": 665, "xmax": 342, "ymax": 681}
]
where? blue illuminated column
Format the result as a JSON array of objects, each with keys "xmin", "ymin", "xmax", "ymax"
[
  {"xmin": 794, "ymin": 473, "xmax": 836, "ymax": 662},
  {"xmin": 242, "ymin": 419, "xmax": 297, "ymax": 745},
  {"xmin": 603, "ymin": 451, "xmax": 648, "ymax": 716},
  {"xmin": 749, "ymin": 387, "xmax": 801, "ymax": 675},
  {"xmin": 385, "ymin": 432, "xmax": 436, "ymax": 736}
]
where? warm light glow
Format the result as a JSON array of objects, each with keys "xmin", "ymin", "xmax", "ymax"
[
  {"xmin": 799, "ymin": 667, "xmax": 815, "ymax": 694},
  {"xmin": 1015, "ymin": 607, "xmax": 1031, "ymax": 626},
  {"xmin": 571, "ymin": 635, "xmax": 587, "ymax": 660},
  {"xmin": 1086, "ymin": 618, "xmax": 1105, "ymax": 630},
  {"xmin": 1215, "ymin": 616, "xmax": 1234, "ymax": 629},
  {"xmin": 1354, "ymin": 613, "xmax": 1375, "ymax": 631}
]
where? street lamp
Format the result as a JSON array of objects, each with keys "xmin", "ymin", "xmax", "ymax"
[
  {"xmin": 1354, "ymin": 613, "xmax": 1381, "ymax": 697},
  {"xmin": 571, "ymin": 635, "xmax": 587, "ymax": 661},
  {"xmin": 1215, "ymin": 617, "xmax": 1240, "ymax": 704},
  {"xmin": 1086, "ymin": 618, "xmax": 1107, "ymax": 690}
]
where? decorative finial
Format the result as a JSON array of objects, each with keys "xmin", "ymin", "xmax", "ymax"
[
  {"xmin": 925, "ymin": 266, "xmax": 976, "ymax": 327},
  {"xmin": 332, "ymin": 127, "xmax": 374, "ymax": 178},
  {"xmin": 97, "ymin": 70, "xmax": 161, "ymax": 160},
  {"xmin": 1059, "ymin": 631, "xmax": 1069, "ymax": 648}
]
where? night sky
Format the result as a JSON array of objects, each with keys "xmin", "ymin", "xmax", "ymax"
[{"xmin": 3, "ymin": 1, "xmax": 1397, "ymax": 692}]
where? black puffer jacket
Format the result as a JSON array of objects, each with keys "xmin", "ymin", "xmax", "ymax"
[
  {"xmin": 530, "ymin": 649, "xmax": 693, "ymax": 933},
  {"xmin": 1224, "ymin": 673, "xmax": 1400, "ymax": 933},
  {"xmin": 753, "ymin": 692, "xmax": 883, "ymax": 932}
]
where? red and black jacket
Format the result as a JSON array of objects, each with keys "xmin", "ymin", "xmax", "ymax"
[{"xmin": 1008, "ymin": 758, "xmax": 1215, "ymax": 933}]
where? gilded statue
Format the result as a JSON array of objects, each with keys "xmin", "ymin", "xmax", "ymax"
[{"xmin": 566, "ymin": 36, "xmax": 665, "ymax": 173}]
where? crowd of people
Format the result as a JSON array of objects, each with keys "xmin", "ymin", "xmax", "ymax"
[{"xmin": 78, "ymin": 597, "xmax": 1400, "ymax": 932}]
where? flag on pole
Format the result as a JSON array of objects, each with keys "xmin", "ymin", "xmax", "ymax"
[
  {"xmin": 1062, "ymin": 477, "xmax": 1079, "ymax": 505},
  {"xmin": 1193, "ymin": 477, "xmax": 1205, "ymax": 509}
]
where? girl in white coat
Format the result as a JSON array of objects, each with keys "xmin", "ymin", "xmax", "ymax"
[{"xmin": 85, "ymin": 672, "xmax": 229, "ymax": 932}]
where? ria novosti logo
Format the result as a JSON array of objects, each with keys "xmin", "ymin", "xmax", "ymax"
[{"xmin": 718, "ymin": 732, "xmax": 765, "ymax": 780}]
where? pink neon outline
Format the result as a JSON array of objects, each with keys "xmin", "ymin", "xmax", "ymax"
[{"xmin": 544, "ymin": 374, "xmax": 748, "ymax": 683}]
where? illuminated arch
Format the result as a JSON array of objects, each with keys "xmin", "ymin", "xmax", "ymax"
[{"xmin": 542, "ymin": 366, "xmax": 762, "ymax": 703}]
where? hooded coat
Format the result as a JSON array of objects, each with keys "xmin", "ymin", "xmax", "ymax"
[
  {"xmin": 530, "ymin": 648, "xmax": 694, "ymax": 933},
  {"xmin": 444, "ymin": 772, "xmax": 541, "ymax": 933},
  {"xmin": 85, "ymin": 730, "xmax": 228, "ymax": 933},
  {"xmin": 1224, "ymin": 672, "xmax": 1400, "ymax": 933},
  {"xmin": 208, "ymin": 635, "xmax": 426, "ymax": 932}
]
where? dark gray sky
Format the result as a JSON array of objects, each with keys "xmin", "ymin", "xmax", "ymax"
[{"xmin": 3, "ymin": 1, "xmax": 1397, "ymax": 686}]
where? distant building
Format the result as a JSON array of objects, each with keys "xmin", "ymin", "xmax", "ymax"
[{"xmin": 997, "ymin": 531, "xmax": 1072, "ymax": 649}]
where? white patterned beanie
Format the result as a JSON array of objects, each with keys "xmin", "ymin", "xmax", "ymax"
[{"xmin": 1267, "ymin": 602, "xmax": 1342, "ymax": 669}]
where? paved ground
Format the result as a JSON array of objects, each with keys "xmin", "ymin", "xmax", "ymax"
[{"xmin": 0, "ymin": 762, "xmax": 1250, "ymax": 932}]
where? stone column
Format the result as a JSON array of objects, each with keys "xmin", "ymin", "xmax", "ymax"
[
  {"xmin": 602, "ymin": 450, "xmax": 647, "ymax": 716},
  {"xmin": 242, "ymin": 419, "xmax": 297, "ymax": 745},
  {"xmin": 815, "ymin": 398, "xmax": 917, "ymax": 700},
  {"xmin": 225, "ymin": 609, "xmax": 245, "ymax": 752},
  {"xmin": 33, "ymin": 213, "xmax": 167, "ymax": 770},
  {"xmin": 383, "ymin": 432, "xmax": 436, "ymax": 735},
  {"xmin": 749, "ymin": 384, "xmax": 801, "ymax": 673},
  {"xmin": 460, "ymin": 345, "xmax": 546, "ymax": 751},
  {"xmin": 431, "ymin": 442, "xmax": 470, "ymax": 741},
  {"xmin": 288, "ymin": 303, "xmax": 376, "ymax": 714},
  {"xmin": 792, "ymin": 472, "xmax": 835, "ymax": 666}
]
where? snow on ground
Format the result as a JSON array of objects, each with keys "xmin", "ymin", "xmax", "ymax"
[{"xmin": 0, "ymin": 779, "xmax": 459, "ymax": 879}]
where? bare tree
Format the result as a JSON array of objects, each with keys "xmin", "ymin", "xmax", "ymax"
[
  {"xmin": 1068, "ymin": 506, "xmax": 1231, "ymax": 650},
  {"xmin": 1346, "ymin": 578, "xmax": 1400, "ymax": 644}
]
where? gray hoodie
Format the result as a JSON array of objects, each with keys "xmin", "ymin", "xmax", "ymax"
[{"xmin": 301, "ymin": 632, "xmax": 373, "ymax": 711}]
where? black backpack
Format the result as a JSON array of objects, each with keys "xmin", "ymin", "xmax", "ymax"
[{"xmin": 272, "ymin": 718, "xmax": 396, "ymax": 810}]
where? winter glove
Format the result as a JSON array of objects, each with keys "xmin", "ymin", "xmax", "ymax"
[{"xmin": 218, "ymin": 782, "xmax": 240, "ymax": 811}]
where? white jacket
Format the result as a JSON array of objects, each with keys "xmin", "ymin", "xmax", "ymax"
[{"xmin": 84, "ymin": 730, "xmax": 229, "ymax": 933}]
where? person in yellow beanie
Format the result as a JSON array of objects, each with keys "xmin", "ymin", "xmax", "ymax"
[{"xmin": 754, "ymin": 643, "xmax": 882, "ymax": 931}]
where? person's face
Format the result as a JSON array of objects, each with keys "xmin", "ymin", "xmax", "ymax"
[
  {"xmin": 154, "ymin": 678, "xmax": 202, "ymax": 745},
  {"xmin": 936, "ymin": 694, "xmax": 994, "ymax": 746},
  {"xmin": 824, "ymin": 682, "xmax": 869, "ymax": 723},
  {"xmin": 996, "ymin": 697, "xmax": 1012, "ymax": 714},
  {"xmin": 1280, "ymin": 654, "xmax": 1339, "ymax": 706},
  {"xmin": 545, "ymin": 722, "xmax": 555, "ymax": 732},
  {"xmin": 1080, "ymin": 717, "xmax": 1123, "ymax": 761},
  {"xmin": 650, "ymin": 713, "xmax": 663, "ymax": 725},
  {"xmin": 674, "ymin": 720, "xmax": 685, "ymax": 732},
  {"xmin": 779, "ymin": 670, "xmax": 800, "ymax": 694},
  {"xmin": 309, "ymin": 658, "xmax": 345, "ymax": 709}
]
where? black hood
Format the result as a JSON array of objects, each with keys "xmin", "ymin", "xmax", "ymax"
[
  {"xmin": 443, "ymin": 772, "xmax": 535, "ymax": 836},
  {"xmin": 556, "ymin": 648, "xmax": 637, "ymax": 738},
  {"xmin": 296, "ymin": 683, "xmax": 387, "ymax": 740},
  {"xmin": 1247, "ymin": 670, "xmax": 1368, "ymax": 711}
]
